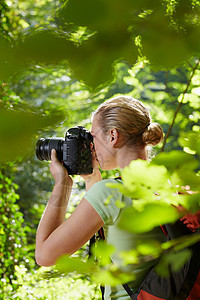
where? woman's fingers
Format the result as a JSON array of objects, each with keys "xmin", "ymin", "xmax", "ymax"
[{"xmin": 50, "ymin": 149, "xmax": 73, "ymax": 185}]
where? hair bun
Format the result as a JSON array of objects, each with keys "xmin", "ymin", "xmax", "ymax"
[{"xmin": 142, "ymin": 123, "xmax": 163, "ymax": 146}]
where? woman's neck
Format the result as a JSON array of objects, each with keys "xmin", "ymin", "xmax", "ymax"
[{"xmin": 116, "ymin": 146, "xmax": 147, "ymax": 169}]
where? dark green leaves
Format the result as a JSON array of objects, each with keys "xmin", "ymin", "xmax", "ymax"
[
  {"xmin": 134, "ymin": 12, "xmax": 193, "ymax": 69},
  {"xmin": 0, "ymin": 37, "xmax": 24, "ymax": 80},
  {"xmin": 0, "ymin": 109, "xmax": 64, "ymax": 162},
  {"xmin": 21, "ymin": 30, "xmax": 75, "ymax": 64},
  {"xmin": 58, "ymin": 0, "xmax": 137, "ymax": 31},
  {"xmin": 1, "ymin": 1, "xmax": 200, "ymax": 88}
]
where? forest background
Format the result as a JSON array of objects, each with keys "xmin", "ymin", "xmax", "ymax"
[{"xmin": 1, "ymin": 0, "xmax": 200, "ymax": 299}]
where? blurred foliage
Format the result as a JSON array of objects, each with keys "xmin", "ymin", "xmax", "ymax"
[
  {"xmin": 1, "ymin": 0, "xmax": 200, "ymax": 88},
  {"xmin": 0, "ymin": 109, "xmax": 65, "ymax": 162},
  {"xmin": 55, "ymin": 156, "xmax": 200, "ymax": 284},
  {"xmin": 0, "ymin": 169, "xmax": 34, "ymax": 297},
  {"xmin": 0, "ymin": 0, "xmax": 200, "ymax": 297},
  {"xmin": 55, "ymin": 232, "xmax": 200, "ymax": 284},
  {"xmin": 3, "ymin": 265, "xmax": 101, "ymax": 299}
]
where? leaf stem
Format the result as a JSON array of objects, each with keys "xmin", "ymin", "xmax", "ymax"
[{"xmin": 160, "ymin": 58, "xmax": 200, "ymax": 152}]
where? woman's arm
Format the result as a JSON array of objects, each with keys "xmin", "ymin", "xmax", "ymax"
[{"xmin": 35, "ymin": 149, "xmax": 103, "ymax": 267}]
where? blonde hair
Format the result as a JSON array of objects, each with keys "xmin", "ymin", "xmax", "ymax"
[{"xmin": 94, "ymin": 96, "xmax": 163, "ymax": 147}]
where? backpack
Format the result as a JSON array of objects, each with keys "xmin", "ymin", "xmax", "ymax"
[{"xmin": 89, "ymin": 211, "xmax": 200, "ymax": 299}]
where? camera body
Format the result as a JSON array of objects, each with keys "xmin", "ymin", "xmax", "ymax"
[{"xmin": 36, "ymin": 126, "xmax": 93, "ymax": 175}]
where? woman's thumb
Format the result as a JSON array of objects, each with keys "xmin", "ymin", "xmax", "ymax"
[{"xmin": 51, "ymin": 149, "xmax": 57, "ymax": 161}]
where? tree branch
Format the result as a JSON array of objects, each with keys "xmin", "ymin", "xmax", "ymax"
[{"xmin": 160, "ymin": 58, "xmax": 200, "ymax": 152}]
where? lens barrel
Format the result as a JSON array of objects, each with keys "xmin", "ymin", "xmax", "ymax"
[{"xmin": 36, "ymin": 138, "xmax": 64, "ymax": 162}]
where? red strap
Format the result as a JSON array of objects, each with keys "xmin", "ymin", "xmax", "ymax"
[
  {"xmin": 98, "ymin": 227, "xmax": 105, "ymax": 240},
  {"xmin": 160, "ymin": 225, "xmax": 168, "ymax": 236},
  {"xmin": 187, "ymin": 270, "xmax": 200, "ymax": 300},
  {"xmin": 137, "ymin": 289, "xmax": 166, "ymax": 300}
]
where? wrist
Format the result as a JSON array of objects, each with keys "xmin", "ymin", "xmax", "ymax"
[
  {"xmin": 54, "ymin": 173, "xmax": 73, "ymax": 186},
  {"xmin": 50, "ymin": 180, "xmax": 73, "ymax": 207}
]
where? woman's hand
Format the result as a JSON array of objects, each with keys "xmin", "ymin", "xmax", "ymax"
[
  {"xmin": 50, "ymin": 149, "xmax": 73, "ymax": 187},
  {"xmin": 81, "ymin": 146, "xmax": 102, "ymax": 190}
]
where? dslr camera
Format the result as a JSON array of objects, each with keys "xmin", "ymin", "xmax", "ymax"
[{"xmin": 36, "ymin": 126, "xmax": 93, "ymax": 175}]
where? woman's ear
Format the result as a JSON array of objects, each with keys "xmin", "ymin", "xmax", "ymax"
[{"xmin": 110, "ymin": 128, "xmax": 119, "ymax": 146}]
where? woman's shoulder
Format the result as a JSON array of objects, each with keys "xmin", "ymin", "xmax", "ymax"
[{"xmin": 93, "ymin": 178, "xmax": 122, "ymax": 190}]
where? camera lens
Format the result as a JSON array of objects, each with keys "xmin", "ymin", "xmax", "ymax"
[{"xmin": 36, "ymin": 138, "xmax": 64, "ymax": 161}]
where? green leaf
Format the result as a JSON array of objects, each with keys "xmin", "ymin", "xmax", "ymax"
[
  {"xmin": 122, "ymin": 160, "xmax": 168, "ymax": 193},
  {"xmin": 176, "ymin": 169, "xmax": 200, "ymax": 191},
  {"xmin": 179, "ymin": 132, "xmax": 200, "ymax": 156},
  {"xmin": 118, "ymin": 203, "xmax": 179, "ymax": 233},
  {"xmin": 92, "ymin": 240, "xmax": 115, "ymax": 266},
  {"xmin": 137, "ymin": 240, "xmax": 162, "ymax": 258},
  {"xmin": 119, "ymin": 249, "xmax": 139, "ymax": 265},
  {"xmin": 56, "ymin": 1, "xmax": 139, "ymax": 88},
  {"xmin": 0, "ymin": 109, "xmax": 64, "ymax": 162},
  {"xmin": 67, "ymin": 32, "xmax": 137, "ymax": 89},
  {"xmin": 180, "ymin": 192, "xmax": 200, "ymax": 212},
  {"xmin": 0, "ymin": 37, "xmax": 24, "ymax": 80},
  {"xmin": 162, "ymin": 233, "xmax": 200, "ymax": 252},
  {"xmin": 156, "ymin": 249, "xmax": 192, "ymax": 277},
  {"xmin": 56, "ymin": 253, "xmax": 134, "ymax": 287},
  {"xmin": 93, "ymin": 266, "xmax": 134, "ymax": 286},
  {"xmin": 56, "ymin": 256, "xmax": 97, "ymax": 275},
  {"xmin": 152, "ymin": 150, "xmax": 198, "ymax": 171},
  {"xmin": 135, "ymin": 11, "xmax": 193, "ymax": 69},
  {"xmin": 115, "ymin": 200, "xmax": 126, "ymax": 209},
  {"xmin": 58, "ymin": 0, "xmax": 138, "ymax": 31},
  {"xmin": 58, "ymin": 0, "xmax": 108, "ymax": 30},
  {"xmin": 21, "ymin": 29, "xmax": 75, "ymax": 64}
]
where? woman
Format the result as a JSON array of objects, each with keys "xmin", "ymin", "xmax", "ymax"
[{"xmin": 35, "ymin": 95, "xmax": 165, "ymax": 299}]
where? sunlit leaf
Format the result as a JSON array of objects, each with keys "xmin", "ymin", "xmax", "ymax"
[
  {"xmin": 92, "ymin": 240, "xmax": 115, "ymax": 266},
  {"xmin": 180, "ymin": 193, "xmax": 200, "ymax": 212},
  {"xmin": 56, "ymin": 255, "xmax": 97, "ymax": 274},
  {"xmin": 115, "ymin": 200, "xmax": 126, "ymax": 209},
  {"xmin": 152, "ymin": 150, "xmax": 198, "ymax": 171},
  {"xmin": 162, "ymin": 232, "xmax": 200, "ymax": 252},
  {"xmin": 106, "ymin": 182, "xmax": 134, "ymax": 197},
  {"xmin": 179, "ymin": 132, "xmax": 200, "ymax": 156},
  {"xmin": 122, "ymin": 160, "xmax": 168, "ymax": 192},
  {"xmin": 92, "ymin": 265, "xmax": 134, "ymax": 286},
  {"xmin": 137, "ymin": 240, "xmax": 162, "ymax": 258},
  {"xmin": 118, "ymin": 203, "xmax": 179, "ymax": 233},
  {"xmin": 56, "ymin": 253, "xmax": 134, "ymax": 287},
  {"xmin": 119, "ymin": 249, "xmax": 139, "ymax": 265},
  {"xmin": 176, "ymin": 169, "xmax": 200, "ymax": 191}
]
